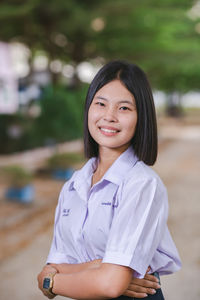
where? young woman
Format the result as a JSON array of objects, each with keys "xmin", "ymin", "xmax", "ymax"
[{"xmin": 38, "ymin": 61, "xmax": 181, "ymax": 299}]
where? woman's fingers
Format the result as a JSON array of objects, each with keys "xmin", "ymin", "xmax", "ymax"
[
  {"xmin": 127, "ymin": 284, "xmax": 156, "ymax": 293},
  {"xmin": 124, "ymin": 273, "xmax": 161, "ymax": 299},
  {"xmin": 130, "ymin": 279, "xmax": 160, "ymax": 290},
  {"xmin": 144, "ymin": 273, "xmax": 159, "ymax": 282},
  {"xmin": 129, "ymin": 276, "xmax": 161, "ymax": 289},
  {"xmin": 124, "ymin": 284, "xmax": 157, "ymax": 298},
  {"xmin": 123, "ymin": 290, "xmax": 148, "ymax": 298}
]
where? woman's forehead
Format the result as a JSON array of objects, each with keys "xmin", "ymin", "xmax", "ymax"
[{"xmin": 94, "ymin": 80, "xmax": 135, "ymax": 103}]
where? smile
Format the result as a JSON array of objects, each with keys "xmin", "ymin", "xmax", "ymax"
[
  {"xmin": 100, "ymin": 128, "xmax": 118, "ymax": 133},
  {"xmin": 99, "ymin": 127, "xmax": 120, "ymax": 136}
]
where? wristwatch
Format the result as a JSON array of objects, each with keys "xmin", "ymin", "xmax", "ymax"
[{"xmin": 43, "ymin": 272, "xmax": 57, "ymax": 297}]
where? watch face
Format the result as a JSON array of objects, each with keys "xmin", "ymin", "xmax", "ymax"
[{"xmin": 43, "ymin": 278, "xmax": 50, "ymax": 289}]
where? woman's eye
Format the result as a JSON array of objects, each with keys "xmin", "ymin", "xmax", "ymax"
[
  {"xmin": 120, "ymin": 106, "xmax": 129, "ymax": 111},
  {"xmin": 96, "ymin": 102, "xmax": 105, "ymax": 107}
]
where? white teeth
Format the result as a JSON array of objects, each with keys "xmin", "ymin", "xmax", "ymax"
[{"xmin": 100, "ymin": 128, "xmax": 118, "ymax": 133}]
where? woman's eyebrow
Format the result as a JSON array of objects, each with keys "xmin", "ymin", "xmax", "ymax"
[
  {"xmin": 118, "ymin": 100, "xmax": 135, "ymax": 106},
  {"xmin": 95, "ymin": 96, "xmax": 108, "ymax": 101},
  {"xmin": 95, "ymin": 96, "xmax": 135, "ymax": 106}
]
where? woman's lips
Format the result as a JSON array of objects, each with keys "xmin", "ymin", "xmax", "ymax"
[{"xmin": 99, "ymin": 126, "xmax": 120, "ymax": 136}]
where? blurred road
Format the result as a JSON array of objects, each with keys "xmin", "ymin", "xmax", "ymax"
[
  {"xmin": 154, "ymin": 130, "xmax": 200, "ymax": 300},
  {"xmin": 0, "ymin": 121, "xmax": 200, "ymax": 300},
  {"xmin": 0, "ymin": 139, "xmax": 83, "ymax": 171}
]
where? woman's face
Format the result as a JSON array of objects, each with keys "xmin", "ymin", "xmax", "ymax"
[{"xmin": 88, "ymin": 79, "xmax": 138, "ymax": 153}]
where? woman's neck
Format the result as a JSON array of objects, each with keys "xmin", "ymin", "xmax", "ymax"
[{"xmin": 92, "ymin": 145, "xmax": 129, "ymax": 186}]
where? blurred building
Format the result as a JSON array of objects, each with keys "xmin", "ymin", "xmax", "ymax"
[{"xmin": 0, "ymin": 42, "xmax": 18, "ymax": 114}]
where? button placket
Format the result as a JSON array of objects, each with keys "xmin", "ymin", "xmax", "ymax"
[{"xmin": 78, "ymin": 190, "xmax": 94, "ymax": 260}]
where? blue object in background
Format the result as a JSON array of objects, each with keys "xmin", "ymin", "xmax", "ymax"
[
  {"xmin": 52, "ymin": 168, "xmax": 74, "ymax": 181},
  {"xmin": 5, "ymin": 185, "xmax": 35, "ymax": 204}
]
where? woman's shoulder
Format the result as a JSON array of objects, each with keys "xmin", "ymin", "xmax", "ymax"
[
  {"xmin": 124, "ymin": 160, "xmax": 167, "ymax": 193},
  {"xmin": 120, "ymin": 161, "xmax": 168, "ymax": 214}
]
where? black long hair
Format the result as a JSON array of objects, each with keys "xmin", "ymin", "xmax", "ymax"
[{"xmin": 83, "ymin": 60, "xmax": 158, "ymax": 166}]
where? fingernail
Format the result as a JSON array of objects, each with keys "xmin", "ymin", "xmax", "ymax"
[
  {"xmin": 156, "ymin": 284, "xmax": 161, "ymax": 289},
  {"xmin": 143, "ymin": 294, "xmax": 148, "ymax": 298},
  {"xmin": 152, "ymin": 289, "xmax": 156, "ymax": 294}
]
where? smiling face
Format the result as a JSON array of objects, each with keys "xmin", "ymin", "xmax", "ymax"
[{"xmin": 88, "ymin": 79, "xmax": 138, "ymax": 154}]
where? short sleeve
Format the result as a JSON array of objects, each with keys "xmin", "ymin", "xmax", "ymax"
[
  {"xmin": 102, "ymin": 176, "xmax": 168, "ymax": 278},
  {"xmin": 46, "ymin": 183, "xmax": 70, "ymax": 264}
]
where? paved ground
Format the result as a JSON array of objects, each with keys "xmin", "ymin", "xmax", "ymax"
[
  {"xmin": 153, "ymin": 134, "xmax": 200, "ymax": 299},
  {"xmin": 0, "ymin": 120, "xmax": 200, "ymax": 300}
]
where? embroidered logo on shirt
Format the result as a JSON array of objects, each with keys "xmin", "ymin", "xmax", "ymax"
[
  {"xmin": 62, "ymin": 208, "xmax": 70, "ymax": 216},
  {"xmin": 101, "ymin": 202, "xmax": 112, "ymax": 206},
  {"xmin": 101, "ymin": 202, "xmax": 118, "ymax": 208}
]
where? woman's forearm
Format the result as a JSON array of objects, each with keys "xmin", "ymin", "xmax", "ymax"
[
  {"xmin": 38, "ymin": 263, "xmax": 160, "ymax": 299},
  {"xmin": 51, "ymin": 263, "xmax": 132, "ymax": 299},
  {"xmin": 49, "ymin": 259, "xmax": 102, "ymax": 274},
  {"xmin": 52, "ymin": 267, "xmax": 108, "ymax": 299}
]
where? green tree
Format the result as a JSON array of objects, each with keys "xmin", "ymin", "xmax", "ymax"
[
  {"xmin": 28, "ymin": 85, "xmax": 87, "ymax": 147},
  {"xmin": 0, "ymin": 0, "xmax": 199, "ymax": 113}
]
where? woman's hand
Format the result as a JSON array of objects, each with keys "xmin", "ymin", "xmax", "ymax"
[
  {"xmin": 37, "ymin": 265, "xmax": 57, "ymax": 299},
  {"xmin": 123, "ymin": 269, "xmax": 161, "ymax": 298}
]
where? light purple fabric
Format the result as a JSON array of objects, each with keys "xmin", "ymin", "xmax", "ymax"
[{"xmin": 47, "ymin": 146, "xmax": 181, "ymax": 278}]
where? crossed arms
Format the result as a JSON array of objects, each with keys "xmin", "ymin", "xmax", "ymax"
[{"xmin": 37, "ymin": 259, "xmax": 161, "ymax": 299}]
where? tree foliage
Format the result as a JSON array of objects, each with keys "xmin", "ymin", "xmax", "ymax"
[
  {"xmin": 0, "ymin": 0, "xmax": 199, "ymax": 92},
  {"xmin": 0, "ymin": 85, "xmax": 87, "ymax": 153}
]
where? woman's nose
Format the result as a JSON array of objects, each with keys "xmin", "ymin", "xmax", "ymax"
[{"xmin": 103, "ymin": 107, "xmax": 117, "ymax": 122}]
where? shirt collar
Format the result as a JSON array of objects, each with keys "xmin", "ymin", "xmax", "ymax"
[
  {"xmin": 68, "ymin": 157, "xmax": 97, "ymax": 199},
  {"xmin": 103, "ymin": 146, "xmax": 138, "ymax": 185},
  {"xmin": 69, "ymin": 146, "xmax": 138, "ymax": 191}
]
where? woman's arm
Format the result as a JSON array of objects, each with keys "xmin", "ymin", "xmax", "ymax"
[
  {"xmin": 48, "ymin": 259, "xmax": 101, "ymax": 274},
  {"xmin": 38, "ymin": 263, "xmax": 133, "ymax": 299},
  {"xmin": 39, "ymin": 261, "xmax": 161, "ymax": 298}
]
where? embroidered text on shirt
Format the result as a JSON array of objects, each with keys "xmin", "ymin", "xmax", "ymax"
[
  {"xmin": 62, "ymin": 208, "xmax": 70, "ymax": 216},
  {"xmin": 101, "ymin": 202, "xmax": 112, "ymax": 206}
]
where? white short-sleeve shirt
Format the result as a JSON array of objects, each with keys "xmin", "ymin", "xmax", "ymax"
[{"xmin": 47, "ymin": 146, "xmax": 181, "ymax": 278}]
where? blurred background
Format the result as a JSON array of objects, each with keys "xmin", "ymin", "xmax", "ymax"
[{"xmin": 0, "ymin": 0, "xmax": 199, "ymax": 299}]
